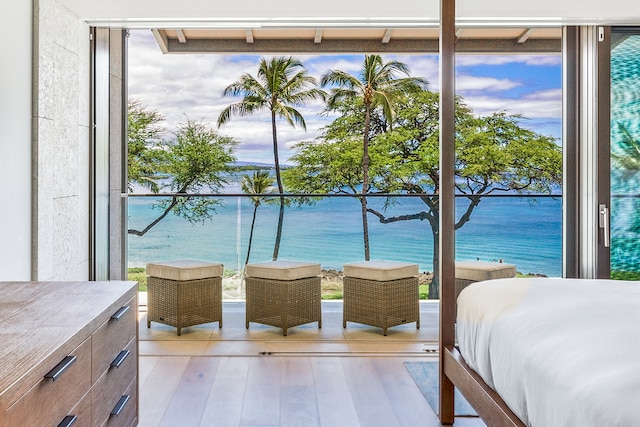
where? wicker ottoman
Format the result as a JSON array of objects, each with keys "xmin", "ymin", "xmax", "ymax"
[
  {"xmin": 146, "ymin": 260, "xmax": 223, "ymax": 335},
  {"xmin": 343, "ymin": 261, "xmax": 420, "ymax": 336},
  {"xmin": 455, "ymin": 260, "xmax": 517, "ymax": 299},
  {"xmin": 245, "ymin": 260, "xmax": 322, "ymax": 336}
]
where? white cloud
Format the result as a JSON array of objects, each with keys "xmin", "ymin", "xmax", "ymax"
[
  {"xmin": 463, "ymin": 88, "xmax": 562, "ymax": 119},
  {"xmin": 457, "ymin": 54, "xmax": 562, "ymax": 67},
  {"xmin": 456, "ymin": 75, "xmax": 521, "ymax": 92},
  {"xmin": 127, "ymin": 30, "xmax": 562, "ymax": 162}
]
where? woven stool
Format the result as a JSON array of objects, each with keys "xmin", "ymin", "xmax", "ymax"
[
  {"xmin": 245, "ymin": 260, "xmax": 322, "ymax": 336},
  {"xmin": 343, "ymin": 260, "xmax": 420, "ymax": 336},
  {"xmin": 146, "ymin": 260, "xmax": 223, "ymax": 335},
  {"xmin": 455, "ymin": 261, "xmax": 517, "ymax": 299}
]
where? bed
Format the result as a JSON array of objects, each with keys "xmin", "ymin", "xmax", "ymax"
[{"xmin": 441, "ymin": 277, "xmax": 640, "ymax": 427}]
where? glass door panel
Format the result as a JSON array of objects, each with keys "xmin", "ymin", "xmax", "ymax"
[{"xmin": 610, "ymin": 29, "xmax": 640, "ymax": 280}]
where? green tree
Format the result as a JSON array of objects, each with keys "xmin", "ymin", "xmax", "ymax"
[
  {"xmin": 374, "ymin": 92, "xmax": 561, "ymax": 298},
  {"xmin": 321, "ymin": 54, "xmax": 427, "ymax": 260},
  {"xmin": 612, "ymin": 122, "xmax": 640, "ymax": 174},
  {"xmin": 285, "ymin": 90, "xmax": 562, "ymax": 299},
  {"xmin": 128, "ymin": 117, "xmax": 237, "ymax": 236},
  {"xmin": 611, "ymin": 122, "xmax": 640, "ymax": 234},
  {"xmin": 127, "ymin": 99, "xmax": 166, "ymax": 193},
  {"xmin": 240, "ymin": 170, "xmax": 276, "ymax": 268},
  {"xmin": 217, "ymin": 56, "xmax": 326, "ymax": 260}
]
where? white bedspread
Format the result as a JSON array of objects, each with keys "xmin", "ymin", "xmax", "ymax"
[{"xmin": 456, "ymin": 277, "xmax": 640, "ymax": 427}]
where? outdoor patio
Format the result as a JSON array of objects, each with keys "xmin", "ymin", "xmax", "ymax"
[{"xmin": 138, "ymin": 298, "xmax": 440, "ymax": 357}]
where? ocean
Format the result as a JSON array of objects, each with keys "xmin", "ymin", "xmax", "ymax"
[{"xmin": 127, "ymin": 194, "xmax": 563, "ymax": 277}]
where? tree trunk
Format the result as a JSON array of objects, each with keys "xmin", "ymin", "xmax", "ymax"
[
  {"xmin": 271, "ymin": 110, "xmax": 284, "ymax": 261},
  {"xmin": 428, "ymin": 225, "xmax": 440, "ymax": 299},
  {"xmin": 361, "ymin": 104, "xmax": 371, "ymax": 260},
  {"xmin": 245, "ymin": 204, "xmax": 258, "ymax": 267}
]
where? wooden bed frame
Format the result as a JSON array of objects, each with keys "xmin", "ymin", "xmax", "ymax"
[
  {"xmin": 440, "ymin": 345, "xmax": 526, "ymax": 426},
  {"xmin": 436, "ymin": 0, "xmax": 530, "ymax": 424},
  {"xmin": 438, "ymin": 264, "xmax": 527, "ymax": 427}
]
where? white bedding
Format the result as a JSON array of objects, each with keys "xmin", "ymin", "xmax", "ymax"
[{"xmin": 456, "ymin": 277, "xmax": 640, "ymax": 427}]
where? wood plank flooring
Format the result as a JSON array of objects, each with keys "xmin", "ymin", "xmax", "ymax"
[
  {"xmin": 139, "ymin": 355, "xmax": 485, "ymax": 427},
  {"xmin": 138, "ymin": 301, "xmax": 485, "ymax": 426}
]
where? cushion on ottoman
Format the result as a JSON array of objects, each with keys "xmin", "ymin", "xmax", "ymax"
[
  {"xmin": 146, "ymin": 259, "xmax": 224, "ymax": 281},
  {"xmin": 245, "ymin": 260, "xmax": 321, "ymax": 281},
  {"xmin": 455, "ymin": 261, "xmax": 516, "ymax": 282},
  {"xmin": 343, "ymin": 260, "xmax": 419, "ymax": 281}
]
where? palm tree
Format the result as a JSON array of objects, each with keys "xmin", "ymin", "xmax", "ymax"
[
  {"xmin": 218, "ymin": 56, "xmax": 326, "ymax": 260},
  {"xmin": 321, "ymin": 55, "xmax": 427, "ymax": 260},
  {"xmin": 241, "ymin": 170, "xmax": 276, "ymax": 268}
]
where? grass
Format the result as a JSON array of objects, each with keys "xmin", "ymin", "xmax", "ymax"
[
  {"xmin": 129, "ymin": 267, "xmax": 436, "ymax": 300},
  {"xmin": 321, "ymin": 280, "xmax": 343, "ymax": 300},
  {"xmin": 419, "ymin": 284, "xmax": 429, "ymax": 299},
  {"xmin": 611, "ymin": 270, "xmax": 640, "ymax": 281},
  {"xmin": 127, "ymin": 269, "xmax": 640, "ymax": 302},
  {"xmin": 128, "ymin": 267, "xmax": 147, "ymax": 291},
  {"xmin": 322, "ymin": 282, "xmax": 431, "ymax": 300}
]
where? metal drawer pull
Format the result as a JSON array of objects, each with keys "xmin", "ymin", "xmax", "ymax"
[
  {"xmin": 44, "ymin": 355, "xmax": 77, "ymax": 381},
  {"xmin": 111, "ymin": 305, "xmax": 130, "ymax": 321},
  {"xmin": 110, "ymin": 350, "xmax": 130, "ymax": 368},
  {"xmin": 57, "ymin": 415, "xmax": 77, "ymax": 427},
  {"xmin": 111, "ymin": 394, "xmax": 130, "ymax": 416}
]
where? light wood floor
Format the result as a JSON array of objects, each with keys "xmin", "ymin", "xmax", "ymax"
[{"xmin": 138, "ymin": 301, "xmax": 485, "ymax": 427}]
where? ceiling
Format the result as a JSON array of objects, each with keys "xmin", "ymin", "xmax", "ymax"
[
  {"xmin": 151, "ymin": 26, "xmax": 562, "ymax": 54},
  {"xmin": 54, "ymin": 0, "xmax": 637, "ymax": 55}
]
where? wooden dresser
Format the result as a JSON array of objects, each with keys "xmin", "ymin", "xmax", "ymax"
[{"xmin": 0, "ymin": 281, "xmax": 138, "ymax": 427}]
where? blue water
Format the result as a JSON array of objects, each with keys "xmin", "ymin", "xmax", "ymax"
[{"xmin": 127, "ymin": 194, "xmax": 563, "ymax": 277}]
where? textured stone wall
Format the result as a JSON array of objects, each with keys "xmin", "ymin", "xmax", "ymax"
[{"xmin": 33, "ymin": 0, "xmax": 90, "ymax": 280}]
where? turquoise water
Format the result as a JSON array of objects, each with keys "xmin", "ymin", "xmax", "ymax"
[{"xmin": 128, "ymin": 195, "xmax": 563, "ymax": 277}]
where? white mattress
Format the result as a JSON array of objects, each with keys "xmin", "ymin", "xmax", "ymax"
[{"xmin": 456, "ymin": 277, "xmax": 640, "ymax": 427}]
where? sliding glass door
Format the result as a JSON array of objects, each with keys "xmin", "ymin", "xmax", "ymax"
[{"xmin": 610, "ymin": 28, "xmax": 640, "ymax": 280}]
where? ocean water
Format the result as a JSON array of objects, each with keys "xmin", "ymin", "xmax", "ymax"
[{"xmin": 127, "ymin": 194, "xmax": 563, "ymax": 277}]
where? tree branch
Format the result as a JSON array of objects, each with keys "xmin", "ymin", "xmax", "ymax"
[
  {"xmin": 128, "ymin": 184, "xmax": 191, "ymax": 236},
  {"xmin": 367, "ymin": 207, "xmax": 431, "ymax": 223}
]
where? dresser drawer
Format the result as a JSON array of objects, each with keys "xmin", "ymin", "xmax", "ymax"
[
  {"xmin": 5, "ymin": 337, "xmax": 92, "ymax": 427},
  {"xmin": 59, "ymin": 390, "xmax": 92, "ymax": 427},
  {"xmin": 92, "ymin": 337, "xmax": 137, "ymax": 427},
  {"xmin": 92, "ymin": 295, "xmax": 137, "ymax": 383},
  {"xmin": 101, "ymin": 378, "xmax": 137, "ymax": 427}
]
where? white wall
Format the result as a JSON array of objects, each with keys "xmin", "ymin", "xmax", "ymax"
[
  {"xmin": 0, "ymin": 0, "xmax": 91, "ymax": 281},
  {"xmin": 0, "ymin": 1, "xmax": 32, "ymax": 280},
  {"xmin": 56, "ymin": 0, "xmax": 640, "ymax": 26}
]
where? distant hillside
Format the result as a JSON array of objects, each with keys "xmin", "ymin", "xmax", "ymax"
[
  {"xmin": 232, "ymin": 161, "xmax": 292, "ymax": 170},
  {"xmin": 233, "ymin": 161, "xmax": 272, "ymax": 167}
]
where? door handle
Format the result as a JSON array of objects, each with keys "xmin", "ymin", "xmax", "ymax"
[{"xmin": 599, "ymin": 204, "xmax": 610, "ymax": 248}]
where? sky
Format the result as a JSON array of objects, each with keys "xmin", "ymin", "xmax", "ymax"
[{"xmin": 127, "ymin": 30, "xmax": 562, "ymax": 164}]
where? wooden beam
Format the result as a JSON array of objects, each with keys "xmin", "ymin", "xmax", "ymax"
[
  {"xmin": 176, "ymin": 29, "xmax": 186, "ymax": 44},
  {"xmin": 314, "ymin": 29, "xmax": 323, "ymax": 44},
  {"xmin": 517, "ymin": 28, "xmax": 534, "ymax": 44},
  {"xmin": 382, "ymin": 29, "xmax": 393, "ymax": 44},
  {"xmin": 245, "ymin": 29, "xmax": 254, "ymax": 44},
  {"xmin": 163, "ymin": 37, "xmax": 560, "ymax": 54},
  {"xmin": 455, "ymin": 28, "xmax": 464, "ymax": 43},
  {"xmin": 439, "ymin": 0, "xmax": 456, "ymax": 424},
  {"xmin": 444, "ymin": 348, "xmax": 526, "ymax": 427},
  {"xmin": 151, "ymin": 29, "xmax": 168, "ymax": 54}
]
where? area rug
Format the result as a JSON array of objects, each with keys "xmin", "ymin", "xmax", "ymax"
[{"xmin": 404, "ymin": 361, "xmax": 477, "ymax": 416}]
